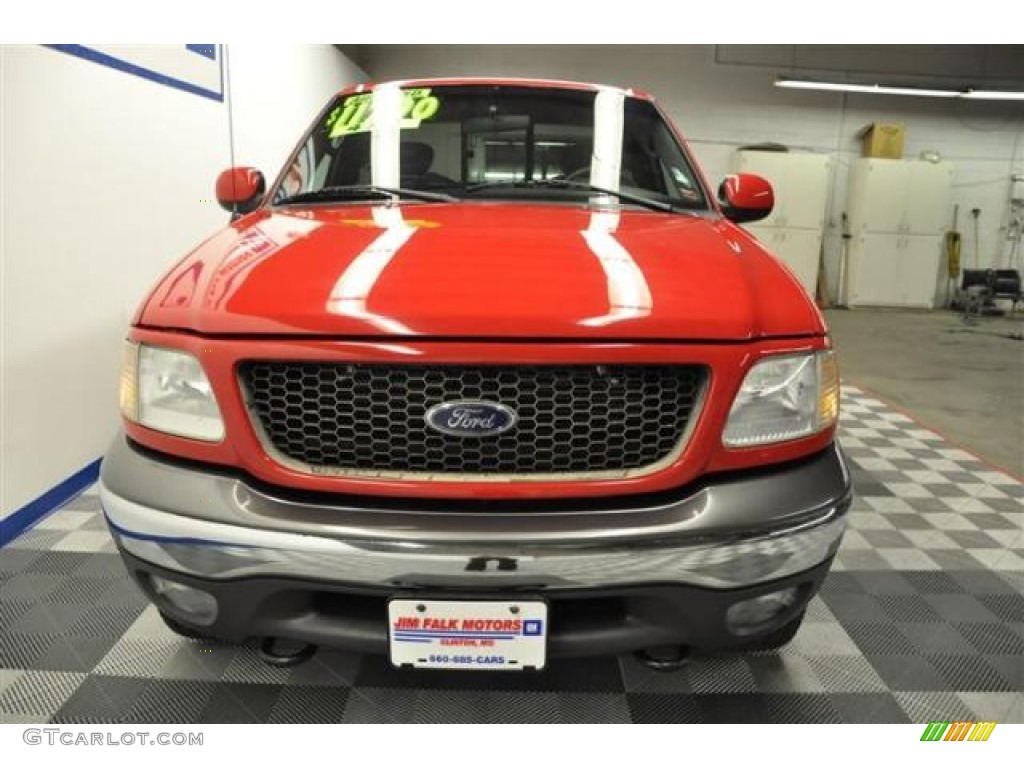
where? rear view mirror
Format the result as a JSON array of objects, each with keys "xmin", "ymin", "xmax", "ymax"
[
  {"xmin": 718, "ymin": 173, "xmax": 774, "ymax": 224},
  {"xmin": 215, "ymin": 167, "xmax": 266, "ymax": 217}
]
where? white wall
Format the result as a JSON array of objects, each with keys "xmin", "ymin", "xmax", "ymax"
[
  {"xmin": 228, "ymin": 45, "xmax": 368, "ymax": 182},
  {"xmin": 1, "ymin": 45, "xmax": 366, "ymax": 518},
  {"xmin": 361, "ymin": 45, "xmax": 1024, "ymax": 296}
]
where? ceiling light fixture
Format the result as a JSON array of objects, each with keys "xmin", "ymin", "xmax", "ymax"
[
  {"xmin": 775, "ymin": 78, "xmax": 1024, "ymax": 101},
  {"xmin": 775, "ymin": 78, "xmax": 959, "ymax": 98},
  {"xmin": 961, "ymin": 89, "xmax": 1024, "ymax": 101}
]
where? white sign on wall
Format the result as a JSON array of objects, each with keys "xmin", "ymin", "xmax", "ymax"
[{"xmin": 46, "ymin": 44, "xmax": 224, "ymax": 102}]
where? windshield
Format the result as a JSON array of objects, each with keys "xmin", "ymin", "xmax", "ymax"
[{"xmin": 272, "ymin": 84, "xmax": 708, "ymax": 211}]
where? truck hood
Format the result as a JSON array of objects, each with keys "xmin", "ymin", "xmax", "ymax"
[{"xmin": 139, "ymin": 204, "xmax": 823, "ymax": 340}]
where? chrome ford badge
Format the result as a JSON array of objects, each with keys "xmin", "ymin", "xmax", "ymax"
[{"xmin": 425, "ymin": 401, "xmax": 517, "ymax": 437}]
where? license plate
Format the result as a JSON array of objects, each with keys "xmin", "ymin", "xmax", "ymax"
[{"xmin": 388, "ymin": 599, "xmax": 547, "ymax": 671}]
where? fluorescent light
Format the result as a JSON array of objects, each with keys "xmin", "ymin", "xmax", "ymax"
[
  {"xmin": 962, "ymin": 89, "xmax": 1024, "ymax": 101},
  {"xmin": 776, "ymin": 78, "xmax": 1024, "ymax": 101},
  {"xmin": 775, "ymin": 78, "xmax": 959, "ymax": 98}
]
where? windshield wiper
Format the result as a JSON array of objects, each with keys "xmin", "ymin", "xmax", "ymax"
[
  {"xmin": 275, "ymin": 184, "xmax": 457, "ymax": 206},
  {"xmin": 462, "ymin": 179, "xmax": 675, "ymax": 213}
]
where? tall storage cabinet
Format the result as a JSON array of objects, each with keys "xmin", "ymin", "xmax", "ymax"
[
  {"xmin": 731, "ymin": 150, "xmax": 832, "ymax": 296},
  {"xmin": 844, "ymin": 159, "xmax": 953, "ymax": 308}
]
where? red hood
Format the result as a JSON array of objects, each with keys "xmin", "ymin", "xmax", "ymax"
[{"xmin": 139, "ymin": 204, "xmax": 823, "ymax": 340}]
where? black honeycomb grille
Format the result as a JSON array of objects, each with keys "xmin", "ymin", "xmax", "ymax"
[{"xmin": 239, "ymin": 363, "xmax": 706, "ymax": 475}]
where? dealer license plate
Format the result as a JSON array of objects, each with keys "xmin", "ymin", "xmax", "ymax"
[{"xmin": 388, "ymin": 599, "xmax": 548, "ymax": 671}]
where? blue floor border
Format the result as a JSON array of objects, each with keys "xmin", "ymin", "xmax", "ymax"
[{"xmin": 0, "ymin": 459, "xmax": 102, "ymax": 547}]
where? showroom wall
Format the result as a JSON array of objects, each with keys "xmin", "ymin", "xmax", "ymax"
[
  {"xmin": 228, "ymin": 45, "xmax": 367, "ymax": 178},
  {"xmin": 0, "ymin": 45, "xmax": 367, "ymax": 520},
  {"xmin": 359, "ymin": 45, "xmax": 1024, "ymax": 296}
]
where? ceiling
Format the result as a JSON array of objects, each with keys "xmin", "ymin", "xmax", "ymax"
[
  {"xmin": 714, "ymin": 45, "xmax": 1024, "ymax": 88},
  {"xmin": 341, "ymin": 45, "xmax": 1024, "ymax": 90}
]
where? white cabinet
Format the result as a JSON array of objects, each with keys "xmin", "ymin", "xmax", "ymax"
[
  {"xmin": 905, "ymin": 163, "xmax": 954, "ymax": 235},
  {"xmin": 732, "ymin": 151, "xmax": 832, "ymax": 296},
  {"xmin": 847, "ymin": 159, "xmax": 908, "ymax": 234},
  {"xmin": 900, "ymin": 234, "xmax": 947, "ymax": 307},
  {"xmin": 847, "ymin": 233, "xmax": 904, "ymax": 307},
  {"xmin": 747, "ymin": 227, "xmax": 823, "ymax": 297},
  {"xmin": 846, "ymin": 233, "xmax": 944, "ymax": 308},
  {"xmin": 845, "ymin": 159, "xmax": 953, "ymax": 308}
]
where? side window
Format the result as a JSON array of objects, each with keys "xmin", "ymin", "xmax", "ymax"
[
  {"xmin": 280, "ymin": 143, "xmax": 318, "ymax": 198},
  {"xmin": 651, "ymin": 119, "xmax": 699, "ymax": 202},
  {"xmin": 274, "ymin": 122, "xmax": 337, "ymax": 202}
]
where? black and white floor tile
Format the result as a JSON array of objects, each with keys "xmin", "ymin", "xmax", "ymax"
[{"xmin": 1, "ymin": 386, "xmax": 1021, "ymax": 723}]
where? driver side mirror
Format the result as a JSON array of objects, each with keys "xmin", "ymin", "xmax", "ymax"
[
  {"xmin": 718, "ymin": 173, "xmax": 774, "ymax": 224},
  {"xmin": 215, "ymin": 167, "xmax": 266, "ymax": 217}
]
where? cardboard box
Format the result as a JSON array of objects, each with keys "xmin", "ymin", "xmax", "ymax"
[{"xmin": 858, "ymin": 123, "xmax": 905, "ymax": 159}]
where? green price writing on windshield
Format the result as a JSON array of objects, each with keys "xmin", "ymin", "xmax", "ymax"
[{"xmin": 326, "ymin": 88, "xmax": 441, "ymax": 138}]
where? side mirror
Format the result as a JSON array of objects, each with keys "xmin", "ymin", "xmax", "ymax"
[
  {"xmin": 215, "ymin": 167, "xmax": 266, "ymax": 217},
  {"xmin": 718, "ymin": 173, "xmax": 774, "ymax": 224}
]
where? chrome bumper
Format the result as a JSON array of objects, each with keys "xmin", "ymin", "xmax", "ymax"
[{"xmin": 99, "ymin": 435, "xmax": 852, "ymax": 591}]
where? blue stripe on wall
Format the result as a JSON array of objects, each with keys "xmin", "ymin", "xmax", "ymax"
[
  {"xmin": 186, "ymin": 44, "xmax": 217, "ymax": 61},
  {"xmin": 0, "ymin": 459, "xmax": 102, "ymax": 547},
  {"xmin": 45, "ymin": 45, "xmax": 224, "ymax": 102}
]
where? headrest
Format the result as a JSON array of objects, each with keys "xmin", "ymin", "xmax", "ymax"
[{"xmin": 401, "ymin": 142, "xmax": 435, "ymax": 176}]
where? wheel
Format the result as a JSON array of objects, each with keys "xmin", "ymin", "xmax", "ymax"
[
  {"xmin": 159, "ymin": 611, "xmax": 212, "ymax": 640},
  {"xmin": 734, "ymin": 610, "xmax": 805, "ymax": 651}
]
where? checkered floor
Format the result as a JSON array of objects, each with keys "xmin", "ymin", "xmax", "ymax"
[{"xmin": 1, "ymin": 386, "xmax": 1021, "ymax": 723}]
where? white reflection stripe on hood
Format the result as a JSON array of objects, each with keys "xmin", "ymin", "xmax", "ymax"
[
  {"xmin": 371, "ymin": 83, "xmax": 402, "ymax": 188},
  {"xmin": 591, "ymin": 87, "xmax": 624, "ymax": 192},
  {"xmin": 579, "ymin": 209, "xmax": 653, "ymax": 327},
  {"xmin": 582, "ymin": 88, "xmax": 651, "ymax": 327},
  {"xmin": 326, "ymin": 206, "xmax": 416, "ymax": 334}
]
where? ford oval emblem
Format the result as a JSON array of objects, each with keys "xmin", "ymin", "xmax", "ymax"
[{"xmin": 425, "ymin": 401, "xmax": 517, "ymax": 438}]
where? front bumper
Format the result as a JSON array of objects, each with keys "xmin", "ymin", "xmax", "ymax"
[{"xmin": 100, "ymin": 435, "xmax": 852, "ymax": 654}]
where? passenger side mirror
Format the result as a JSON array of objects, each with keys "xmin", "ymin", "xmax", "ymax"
[
  {"xmin": 215, "ymin": 167, "xmax": 266, "ymax": 217},
  {"xmin": 718, "ymin": 173, "xmax": 774, "ymax": 224}
]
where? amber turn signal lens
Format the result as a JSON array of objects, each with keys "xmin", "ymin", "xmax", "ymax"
[
  {"xmin": 818, "ymin": 350, "xmax": 840, "ymax": 430},
  {"xmin": 119, "ymin": 341, "xmax": 139, "ymax": 421}
]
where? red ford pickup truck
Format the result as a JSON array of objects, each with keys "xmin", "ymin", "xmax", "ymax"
[{"xmin": 101, "ymin": 78, "xmax": 850, "ymax": 672}]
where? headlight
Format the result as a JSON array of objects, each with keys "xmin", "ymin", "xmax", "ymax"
[
  {"xmin": 119, "ymin": 342, "xmax": 225, "ymax": 441},
  {"xmin": 723, "ymin": 350, "xmax": 838, "ymax": 447}
]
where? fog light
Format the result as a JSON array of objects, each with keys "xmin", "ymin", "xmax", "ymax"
[
  {"xmin": 726, "ymin": 587, "xmax": 798, "ymax": 636},
  {"xmin": 150, "ymin": 575, "xmax": 218, "ymax": 625}
]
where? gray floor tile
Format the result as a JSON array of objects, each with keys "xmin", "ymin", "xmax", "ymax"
[
  {"xmin": 829, "ymin": 692, "xmax": 911, "ymax": 723},
  {"xmin": 0, "ymin": 670, "xmax": 87, "ymax": 720}
]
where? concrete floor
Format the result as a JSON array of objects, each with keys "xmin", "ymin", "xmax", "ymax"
[{"xmin": 825, "ymin": 307, "xmax": 1023, "ymax": 476}]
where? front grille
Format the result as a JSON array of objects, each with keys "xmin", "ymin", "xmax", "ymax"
[{"xmin": 239, "ymin": 363, "xmax": 706, "ymax": 477}]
